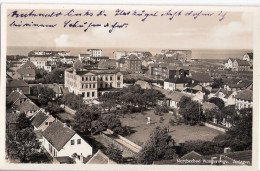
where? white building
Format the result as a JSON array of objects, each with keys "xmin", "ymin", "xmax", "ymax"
[
  {"xmin": 42, "ymin": 119, "xmax": 92, "ymax": 158},
  {"xmin": 87, "ymin": 49, "xmax": 102, "ymax": 57}
]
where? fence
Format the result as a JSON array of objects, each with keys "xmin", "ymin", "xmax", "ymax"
[
  {"xmin": 204, "ymin": 122, "xmax": 228, "ymax": 133},
  {"xmin": 64, "ymin": 105, "xmax": 76, "ymax": 115},
  {"xmin": 100, "ymin": 129, "xmax": 142, "ymax": 158}
]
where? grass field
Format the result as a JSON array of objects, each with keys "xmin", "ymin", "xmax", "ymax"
[{"xmin": 119, "ymin": 110, "xmax": 223, "ymax": 147}]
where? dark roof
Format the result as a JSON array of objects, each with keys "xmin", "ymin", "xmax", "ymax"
[
  {"xmin": 87, "ymin": 150, "xmax": 116, "ymax": 164},
  {"xmin": 190, "ymin": 71, "xmax": 213, "ymax": 83},
  {"xmin": 21, "ymin": 61, "xmax": 36, "ymax": 69},
  {"xmin": 16, "ymin": 100, "xmax": 39, "ymax": 113},
  {"xmin": 202, "ymin": 102, "xmax": 218, "ymax": 111},
  {"xmin": 6, "ymin": 79, "xmax": 29, "ymax": 88},
  {"xmin": 17, "ymin": 68, "xmax": 36, "ymax": 77},
  {"xmin": 181, "ymin": 150, "xmax": 202, "ymax": 160},
  {"xmin": 223, "ymin": 150, "xmax": 252, "ymax": 165},
  {"xmin": 7, "ymin": 91, "xmax": 27, "ymax": 104},
  {"xmin": 128, "ymin": 54, "xmax": 140, "ymax": 60},
  {"xmin": 235, "ymin": 59, "xmax": 250, "ymax": 66},
  {"xmin": 43, "ymin": 120, "xmax": 76, "ymax": 151},
  {"xmin": 245, "ymin": 53, "xmax": 253, "ymax": 60},
  {"xmin": 165, "ymin": 77, "xmax": 192, "ymax": 84},
  {"xmin": 31, "ymin": 111, "xmax": 49, "ymax": 128},
  {"xmin": 236, "ymin": 90, "xmax": 253, "ymax": 101},
  {"xmin": 228, "ymin": 79, "xmax": 252, "ymax": 89}
]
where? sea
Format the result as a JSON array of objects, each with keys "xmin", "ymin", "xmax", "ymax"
[{"xmin": 7, "ymin": 46, "xmax": 252, "ymax": 60}]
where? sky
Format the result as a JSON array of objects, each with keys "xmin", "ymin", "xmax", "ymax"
[{"xmin": 6, "ymin": 6, "xmax": 254, "ymax": 50}]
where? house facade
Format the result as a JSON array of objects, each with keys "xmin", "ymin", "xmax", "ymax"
[
  {"xmin": 124, "ymin": 55, "xmax": 142, "ymax": 74},
  {"xmin": 42, "ymin": 120, "xmax": 92, "ymax": 158},
  {"xmin": 235, "ymin": 90, "xmax": 253, "ymax": 110},
  {"xmin": 164, "ymin": 77, "xmax": 192, "ymax": 91},
  {"xmin": 232, "ymin": 59, "xmax": 250, "ymax": 71},
  {"xmin": 87, "ymin": 49, "xmax": 102, "ymax": 57},
  {"xmin": 64, "ymin": 61, "xmax": 123, "ymax": 100},
  {"xmin": 30, "ymin": 57, "xmax": 48, "ymax": 69}
]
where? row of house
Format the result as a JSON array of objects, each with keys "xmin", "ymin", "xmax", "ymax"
[
  {"xmin": 225, "ymin": 53, "xmax": 253, "ymax": 71},
  {"xmin": 6, "ymin": 89, "xmax": 116, "ymax": 164}
]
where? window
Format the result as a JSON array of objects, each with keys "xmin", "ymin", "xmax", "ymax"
[
  {"xmin": 45, "ymin": 122, "xmax": 49, "ymax": 125},
  {"xmin": 110, "ymin": 76, "xmax": 113, "ymax": 81},
  {"xmin": 87, "ymin": 92, "xmax": 90, "ymax": 97},
  {"xmin": 86, "ymin": 77, "xmax": 88, "ymax": 81},
  {"xmin": 93, "ymin": 76, "xmax": 96, "ymax": 81},
  {"xmin": 89, "ymin": 84, "xmax": 92, "ymax": 88},
  {"xmin": 100, "ymin": 76, "xmax": 103, "ymax": 81},
  {"xmin": 82, "ymin": 77, "xmax": 84, "ymax": 81},
  {"xmin": 105, "ymin": 76, "xmax": 108, "ymax": 81},
  {"xmin": 82, "ymin": 84, "xmax": 84, "ymax": 89},
  {"xmin": 92, "ymin": 92, "xmax": 95, "ymax": 97},
  {"xmin": 93, "ymin": 84, "xmax": 96, "ymax": 88},
  {"xmin": 82, "ymin": 92, "xmax": 85, "ymax": 97},
  {"xmin": 71, "ymin": 140, "xmax": 75, "ymax": 145},
  {"xmin": 117, "ymin": 82, "xmax": 121, "ymax": 88},
  {"xmin": 100, "ymin": 84, "xmax": 103, "ymax": 88},
  {"xmin": 117, "ymin": 76, "xmax": 120, "ymax": 80},
  {"xmin": 89, "ymin": 77, "xmax": 92, "ymax": 81},
  {"xmin": 77, "ymin": 139, "xmax": 81, "ymax": 144}
]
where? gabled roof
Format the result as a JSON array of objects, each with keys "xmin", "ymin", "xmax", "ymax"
[
  {"xmin": 7, "ymin": 91, "xmax": 27, "ymax": 105},
  {"xmin": 236, "ymin": 90, "xmax": 253, "ymax": 101},
  {"xmin": 165, "ymin": 77, "xmax": 192, "ymax": 84},
  {"xmin": 21, "ymin": 61, "xmax": 36, "ymax": 69},
  {"xmin": 16, "ymin": 100, "xmax": 40, "ymax": 113},
  {"xmin": 223, "ymin": 150, "xmax": 252, "ymax": 165},
  {"xmin": 17, "ymin": 68, "xmax": 36, "ymax": 77},
  {"xmin": 181, "ymin": 150, "xmax": 202, "ymax": 160},
  {"xmin": 245, "ymin": 53, "xmax": 253, "ymax": 60},
  {"xmin": 168, "ymin": 91, "xmax": 193, "ymax": 102},
  {"xmin": 31, "ymin": 111, "xmax": 49, "ymax": 128},
  {"xmin": 228, "ymin": 79, "xmax": 252, "ymax": 89},
  {"xmin": 43, "ymin": 120, "xmax": 76, "ymax": 151},
  {"xmin": 6, "ymin": 79, "xmax": 29, "ymax": 88},
  {"xmin": 87, "ymin": 150, "xmax": 117, "ymax": 164},
  {"xmin": 216, "ymin": 89, "xmax": 234, "ymax": 99},
  {"xmin": 190, "ymin": 71, "xmax": 213, "ymax": 83},
  {"xmin": 128, "ymin": 54, "xmax": 140, "ymax": 61},
  {"xmin": 235, "ymin": 59, "xmax": 250, "ymax": 66}
]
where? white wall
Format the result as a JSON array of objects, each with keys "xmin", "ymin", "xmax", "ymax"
[{"xmin": 57, "ymin": 134, "xmax": 92, "ymax": 158}]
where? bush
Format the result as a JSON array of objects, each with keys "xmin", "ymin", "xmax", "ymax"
[{"xmin": 169, "ymin": 118, "xmax": 175, "ymax": 126}]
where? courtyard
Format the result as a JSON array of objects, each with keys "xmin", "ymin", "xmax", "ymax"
[{"xmin": 119, "ymin": 110, "xmax": 223, "ymax": 147}]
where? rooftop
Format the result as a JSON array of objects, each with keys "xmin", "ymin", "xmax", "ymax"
[
  {"xmin": 31, "ymin": 111, "xmax": 49, "ymax": 128},
  {"xmin": 43, "ymin": 120, "xmax": 76, "ymax": 151},
  {"xmin": 236, "ymin": 90, "xmax": 253, "ymax": 101}
]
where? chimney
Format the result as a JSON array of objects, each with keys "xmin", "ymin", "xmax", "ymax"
[
  {"xmin": 224, "ymin": 147, "xmax": 231, "ymax": 154},
  {"xmin": 55, "ymin": 118, "xmax": 57, "ymax": 122},
  {"xmin": 46, "ymin": 112, "xmax": 50, "ymax": 115},
  {"xmin": 80, "ymin": 154, "xmax": 84, "ymax": 163},
  {"xmin": 63, "ymin": 123, "xmax": 66, "ymax": 127}
]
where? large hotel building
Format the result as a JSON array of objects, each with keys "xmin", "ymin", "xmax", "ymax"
[{"xmin": 64, "ymin": 60, "xmax": 123, "ymax": 101}]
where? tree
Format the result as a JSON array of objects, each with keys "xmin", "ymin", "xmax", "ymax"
[
  {"xmin": 208, "ymin": 97, "xmax": 225, "ymax": 110},
  {"xmin": 74, "ymin": 106, "xmax": 100, "ymax": 134},
  {"xmin": 179, "ymin": 100, "xmax": 201, "ymax": 125},
  {"xmin": 6, "ymin": 127, "xmax": 43, "ymax": 163},
  {"xmin": 106, "ymin": 144, "xmax": 123, "ymax": 163},
  {"xmin": 138, "ymin": 126, "xmax": 175, "ymax": 164},
  {"xmin": 16, "ymin": 113, "xmax": 31, "ymax": 130},
  {"xmin": 221, "ymin": 105, "xmax": 237, "ymax": 124},
  {"xmin": 44, "ymin": 68, "xmax": 66, "ymax": 84},
  {"xmin": 212, "ymin": 78, "xmax": 223, "ymax": 88},
  {"xmin": 179, "ymin": 96, "xmax": 192, "ymax": 109},
  {"xmin": 204, "ymin": 109, "xmax": 221, "ymax": 122},
  {"xmin": 30, "ymin": 86, "xmax": 56, "ymax": 106},
  {"xmin": 61, "ymin": 93, "xmax": 84, "ymax": 110}
]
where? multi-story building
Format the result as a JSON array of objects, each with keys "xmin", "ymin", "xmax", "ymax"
[
  {"xmin": 235, "ymin": 90, "xmax": 253, "ymax": 110},
  {"xmin": 161, "ymin": 50, "xmax": 192, "ymax": 62},
  {"xmin": 232, "ymin": 59, "xmax": 250, "ymax": 71},
  {"xmin": 124, "ymin": 55, "xmax": 142, "ymax": 74},
  {"xmin": 148, "ymin": 64, "xmax": 189, "ymax": 80},
  {"xmin": 64, "ymin": 60, "xmax": 123, "ymax": 101},
  {"xmin": 29, "ymin": 57, "xmax": 48, "ymax": 69},
  {"xmin": 87, "ymin": 49, "xmax": 102, "ymax": 57},
  {"xmin": 113, "ymin": 51, "xmax": 127, "ymax": 60}
]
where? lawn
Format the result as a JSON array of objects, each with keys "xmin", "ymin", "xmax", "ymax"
[
  {"xmin": 56, "ymin": 112, "xmax": 75, "ymax": 123},
  {"xmin": 119, "ymin": 110, "xmax": 223, "ymax": 147}
]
